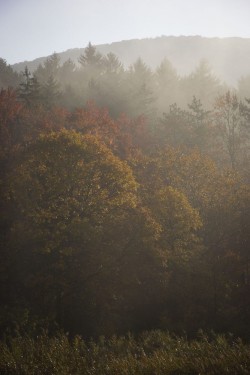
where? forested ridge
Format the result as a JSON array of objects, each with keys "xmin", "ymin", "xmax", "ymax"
[
  {"xmin": 0, "ymin": 43, "xmax": 250, "ymax": 373},
  {"xmin": 11, "ymin": 35, "xmax": 250, "ymax": 87}
]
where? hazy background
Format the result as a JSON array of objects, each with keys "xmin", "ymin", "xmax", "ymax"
[{"xmin": 1, "ymin": 0, "xmax": 250, "ymax": 64}]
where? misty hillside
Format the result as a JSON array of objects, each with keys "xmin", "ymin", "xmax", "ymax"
[
  {"xmin": 2, "ymin": 23, "xmax": 250, "ymax": 373},
  {"xmin": 12, "ymin": 35, "xmax": 250, "ymax": 85}
]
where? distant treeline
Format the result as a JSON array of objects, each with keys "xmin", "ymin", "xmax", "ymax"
[{"xmin": 2, "ymin": 42, "xmax": 250, "ymax": 116}]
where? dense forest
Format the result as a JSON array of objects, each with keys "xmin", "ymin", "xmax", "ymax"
[{"xmin": 0, "ymin": 42, "xmax": 250, "ymax": 373}]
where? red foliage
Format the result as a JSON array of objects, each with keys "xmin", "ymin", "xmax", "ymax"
[
  {"xmin": 69, "ymin": 102, "xmax": 151, "ymax": 158},
  {"xmin": 69, "ymin": 101, "xmax": 118, "ymax": 145},
  {"xmin": 24, "ymin": 107, "xmax": 69, "ymax": 140},
  {"xmin": 116, "ymin": 113, "xmax": 152, "ymax": 157},
  {"xmin": 0, "ymin": 92, "xmax": 152, "ymax": 161},
  {"xmin": 0, "ymin": 89, "xmax": 23, "ymax": 149}
]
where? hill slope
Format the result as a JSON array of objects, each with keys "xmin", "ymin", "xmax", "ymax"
[{"xmin": 11, "ymin": 35, "xmax": 250, "ymax": 85}]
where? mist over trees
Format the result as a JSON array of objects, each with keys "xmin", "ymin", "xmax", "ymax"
[
  {"xmin": 0, "ymin": 39, "xmax": 250, "ymax": 364},
  {"xmin": 11, "ymin": 36, "xmax": 250, "ymax": 86},
  {"xmin": 3, "ymin": 40, "xmax": 250, "ymax": 112}
]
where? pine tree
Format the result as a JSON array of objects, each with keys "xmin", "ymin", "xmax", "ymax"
[
  {"xmin": 78, "ymin": 42, "xmax": 103, "ymax": 68},
  {"xmin": 42, "ymin": 75, "xmax": 61, "ymax": 108},
  {"xmin": 18, "ymin": 66, "xmax": 42, "ymax": 107}
]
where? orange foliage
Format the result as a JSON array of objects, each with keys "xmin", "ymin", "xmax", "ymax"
[{"xmin": 69, "ymin": 101, "xmax": 118, "ymax": 146}]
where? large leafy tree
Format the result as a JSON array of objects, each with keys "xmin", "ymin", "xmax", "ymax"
[{"xmin": 2, "ymin": 130, "xmax": 167, "ymax": 335}]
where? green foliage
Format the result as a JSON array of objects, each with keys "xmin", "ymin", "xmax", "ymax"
[
  {"xmin": 79, "ymin": 42, "xmax": 103, "ymax": 69},
  {"xmin": 34, "ymin": 53, "xmax": 61, "ymax": 84},
  {"xmin": 126, "ymin": 58, "xmax": 156, "ymax": 117},
  {"xmin": 155, "ymin": 58, "xmax": 179, "ymax": 111},
  {"xmin": 180, "ymin": 59, "xmax": 221, "ymax": 107},
  {"xmin": 18, "ymin": 67, "xmax": 42, "ymax": 107},
  {"xmin": 41, "ymin": 75, "xmax": 61, "ymax": 108}
]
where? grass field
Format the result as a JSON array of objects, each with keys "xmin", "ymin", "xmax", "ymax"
[{"xmin": 0, "ymin": 330, "xmax": 249, "ymax": 374}]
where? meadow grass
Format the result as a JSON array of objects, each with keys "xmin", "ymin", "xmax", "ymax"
[{"xmin": 0, "ymin": 330, "xmax": 249, "ymax": 374}]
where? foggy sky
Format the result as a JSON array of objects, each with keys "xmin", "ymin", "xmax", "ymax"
[{"xmin": 1, "ymin": 0, "xmax": 250, "ymax": 64}]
